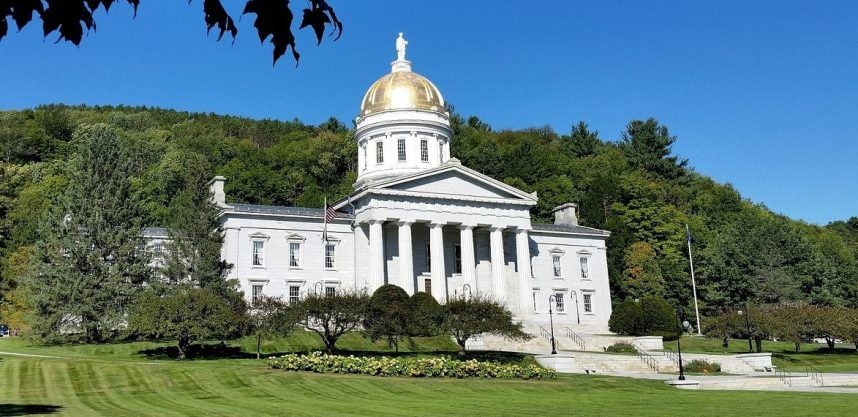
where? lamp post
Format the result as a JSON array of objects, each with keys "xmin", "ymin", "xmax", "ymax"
[
  {"xmin": 570, "ymin": 290, "xmax": 581, "ymax": 324},
  {"xmin": 677, "ymin": 319, "xmax": 690, "ymax": 381},
  {"xmin": 548, "ymin": 294, "xmax": 558, "ymax": 355},
  {"xmin": 737, "ymin": 306, "xmax": 753, "ymax": 353}
]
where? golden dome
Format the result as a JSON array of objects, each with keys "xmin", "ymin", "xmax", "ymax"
[{"xmin": 360, "ymin": 70, "xmax": 445, "ymax": 116}]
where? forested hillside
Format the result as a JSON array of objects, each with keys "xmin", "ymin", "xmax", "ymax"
[{"xmin": 1, "ymin": 105, "xmax": 855, "ymax": 329}]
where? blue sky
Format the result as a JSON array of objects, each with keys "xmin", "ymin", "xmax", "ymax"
[{"xmin": 1, "ymin": 1, "xmax": 856, "ymax": 224}]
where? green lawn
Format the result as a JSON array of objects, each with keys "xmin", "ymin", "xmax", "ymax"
[
  {"xmin": 2, "ymin": 336, "xmax": 858, "ymax": 416},
  {"xmin": 663, "ymin": 336, "xmax": 858, "ymax": 372}
]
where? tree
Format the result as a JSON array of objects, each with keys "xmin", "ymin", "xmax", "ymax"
[
  {"xmin": 407, "ymin": 291, "xmax": 442, "ymax": 337},
  {"xmin": 565, "ymin": 121, "xmax": 601, "ymax": 158},
  {"xmin": 621, "ymin": 242, "xmax": 666, "ymax": 299},
  {"xmin": 161, "ymin": 156, "xmax": 234, "ymax": 296},
  {"xmin": 608, "ymin": 299, "xmax": 643, "ymax": 336},
  {"xmin": 0, "ymin": 1, "xmax": 342, "ymax": 66},
  {"xmin": 363, "ymin": 285, "xmax": 410, "ymax": 352},
  {"xmin": 441, "ymin": 296, "xmax": 531, "ymax": 354},
  {"xmin": 290, "ymin": 290, "xmax": 368, "ymax": 353},
  {"xmin": 26, "ymin": 124, "xmax": 150, "ymax": 343},
  {"xmin": 129, "ymin": 287, "xmax": 244, "ymax": 359},
  {"xmin": 620, "ymin": 118, "xmax": 688, "ymax": 181},
  {"xmin": 247, "ymin": 296, "xmax": 286, "ymax": 359}
]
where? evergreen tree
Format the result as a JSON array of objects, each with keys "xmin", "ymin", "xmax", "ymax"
[
  {"xmin": 565, "ymin": 121, "xmax": 602, "ymax": 158},
  {"xmin": 620, "ymin": 118, "xmax": 688, "ymax": 180},
  {"xmin": 27, "ymin": 124, "xmax": 150, "ymax": 342},
  {"xmin": 161, "ymin": 157, "xmax": 234, "ymax": 297}
]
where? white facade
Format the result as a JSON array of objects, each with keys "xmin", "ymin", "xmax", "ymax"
[{"xmin": 209, "ymin": 35, "xmax": 613, "ymax": 333}]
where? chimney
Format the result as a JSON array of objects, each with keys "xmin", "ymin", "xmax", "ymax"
[
  {"xmin": 209, "ymin": 176, "xmax": 226, "ymax": 206},
  {"xmin": 553, "ymin": 203, "xmax": 578, "ymax": 226}
]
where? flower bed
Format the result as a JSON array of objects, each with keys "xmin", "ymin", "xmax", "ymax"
[
  {"xmin": 269, "ymin": 352, "xmax": 556, "ymax": 380},
  {"xmin": 684, "ymin": 359, "xmax": 721, "ymax": 374}
]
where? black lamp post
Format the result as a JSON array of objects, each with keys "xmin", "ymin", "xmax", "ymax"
[
  {"xmin": 570, "ymin": 290, "xmax": 581, "ymax": 324},
  {"xmin": 548, "ymin": 294, "xmax": 558, "ymax": 355},
  {"xmin": 677, "ymin": 319, "xmax": 690, "ymax": 381}
]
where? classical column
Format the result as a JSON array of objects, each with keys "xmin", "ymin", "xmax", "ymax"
[
  {"xmin": 459, "ymin": 224, "xmax": 476, "ymax": 298},
  {"xmin": 429, "ymin": 223, "xmax": 446, "ymax": 302},
  {"xmin": 515, "ymin": 229, "xmax": 532, "ymax": 315},
  {"xmin": 368, "ymin": 220, "xmax": 385, "ymax": 289},
  {"xmin": 489, "ymin": 226, "xmax": 506, "ymax": 300},
  {"xmin": 397, "ymin": 221, "xmax": 414, "ymax": 294}
]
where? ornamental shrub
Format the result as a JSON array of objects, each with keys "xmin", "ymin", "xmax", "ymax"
[
  {"xmin": 608, "ymin": 299, "xmax": 643, "ymax": 335},
  {"xmin": 605, "ymin": 342, "xmax": 638, "ymax": 354},
  {"xmin": 640, "ymin": 296, "xmax": 679, "ymax": 339},
  {"xmin": 364, "ymin": 285, "xmax": 411, "ymax": 351},
  {"xmin": 269, "ymin": 352, "xmax": 556, "ymax": 380},
  {"xmin": 684, "ymin": 359, "xmax": 721, "ymax": 374},
  {"xmin": 408, "ymin": 291, "xmax": 442, "ymax": 337}
]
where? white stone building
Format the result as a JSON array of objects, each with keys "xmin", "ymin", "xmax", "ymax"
[{"xmin": 208, "ymin": 35, "xmax": 613, "ymax": 333}]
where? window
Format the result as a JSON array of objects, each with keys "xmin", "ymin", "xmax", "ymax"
[
  {"xmin": 397, "ymin": 138, "xmax": 406, "ymax": 161},
  {"xmin": 424, "ymin": 278, "xmax": 432, "ymax": 294},
  {"xmin": 152, "ymin": 242, "xmax": 163, "ymax": 257},
  {"xmin": 325, "ymin": 243, "xmax": 336, "ymax": 269},
  {"xmin": 555, "ymin": 293, "xmax": 565, "ymax": 313},
  {"xmin": 251, "ymin": 285, "xmax": 263, "ymax": 306},
  {"xmin": 420, "ymin": 139, "xmax": 429, "ymax": 162},
  {"xmin": 426, "ymin": 241, "xmax": 431, "ymax": 273},
  {"xmin": 289, "ymin": 242, "xmax": 301, "ymax": 268},
  {"xmin": 363, "ymin": 146, "xmax": 367, "ymax": 170},
  {"xmin": 325, "ymin": 287, "xmax": 336, "ymax": 297},
  {"xmin": 532, "ymin": 290, "xmax": 538, "ymax": 313},
  {"xmin": 454, "ymin": 244, "xmax": 462, "ymax": 274},
  {"xmin": 376, "ymin": 141, "xmax": 384, "ymax": 164},
  {"xmin": 580, "ymin": 257, "xmax": 590, "ymax": 279},
  {"xmin": 552, "ymin": 254, "xmax": 562, "ymax": 278},
  {"xmin": 289, "ymin": 286, "xmax": 300, "ymax": 304},
  {"xmin": 583, "ymin": 293, "xmax": 592, "ymax": 313},
  {"xmin": 252, "ymin": 241, "xmax": 264, "ymax": 266}
]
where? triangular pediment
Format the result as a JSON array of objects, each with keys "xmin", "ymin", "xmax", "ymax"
[{"xmin": 373, "ymin": 163, "xmax": 537, "ymax": 203}]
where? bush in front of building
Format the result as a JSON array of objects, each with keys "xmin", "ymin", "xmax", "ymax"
[
  {"xmin": 684, "ymin": 359, "xmax": 721, "ymax": 374},
  {"xmin": 364, "ymin": 285, "xmax": 411, "ymax": 351},
  {"xmin": 269, "ymin": 351, "xmax": 556, "ymax": 380},
  {"xmin": 609, "ymin": 296, "xmax": 679, "ymax": 340},
  {"xmin": 608, "ymin": 299, "xmax": 644, "ymax": 335},
  {"xmin": 640, "ymin": 296, "xmax": 680, "ymax": 341},
  {"xmin": 407, "ymin": 291, "xmax": 443, "ymax": 337}
]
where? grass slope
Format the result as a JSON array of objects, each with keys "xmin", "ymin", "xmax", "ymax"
[
  {"xmin": 2, "ymin": 337, "xmax": 858, "ymax": 416},
  {"xmin": 663, "ymin": 336, "xmax": 858, "ymax": 372}
]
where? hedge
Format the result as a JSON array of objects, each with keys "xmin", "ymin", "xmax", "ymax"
[{"xmin": 269, "ymin": 352, "xmax": 556, "ymax": 380}]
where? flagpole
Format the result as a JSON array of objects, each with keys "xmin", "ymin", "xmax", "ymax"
[
  {"xmin": 686, "ymin": 223, "xmax": 702, "ymax": 336},
  {"xmin": 320, "ymin": 197, "xmax": 328, "ymax": 297}
]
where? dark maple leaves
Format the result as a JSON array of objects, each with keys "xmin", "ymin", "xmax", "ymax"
[
  {"xmin": 201, "ymin": 0, "xmax": 236, "ymax": 41},
  {"xmin": 243, "ymin": 0, "xmax": 343, "ymax": 65},
  {"xmin": 0, "ymin": 0, "xmax": 341, "ymax": 66}
]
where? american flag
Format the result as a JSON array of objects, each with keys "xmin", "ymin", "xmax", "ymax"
[{"xmin": 322, "ymin": 198, "xmax": 337, "ymax": 242}]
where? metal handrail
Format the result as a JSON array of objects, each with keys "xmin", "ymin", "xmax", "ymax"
[
  {"xmin": 538, "ymin": 326, "xmax": 552, "ymax": 341},
  {"xmin": 662, "ymin": 349, "xmax": 681, "ymax": 368},
  {"xmin": 775, "ymin": 368, "xmax": 792, "ymax": 387},
  {"xmin": 806, "ymin": 365, "xmax": 824, "ymax": 386},
  {"xmin": 563, "ymin": 327, "xmax": 586, "ymax": 351},
  {"xmin": 636, "ymin": 349, "xmax": 660, "ymax": 372}
]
